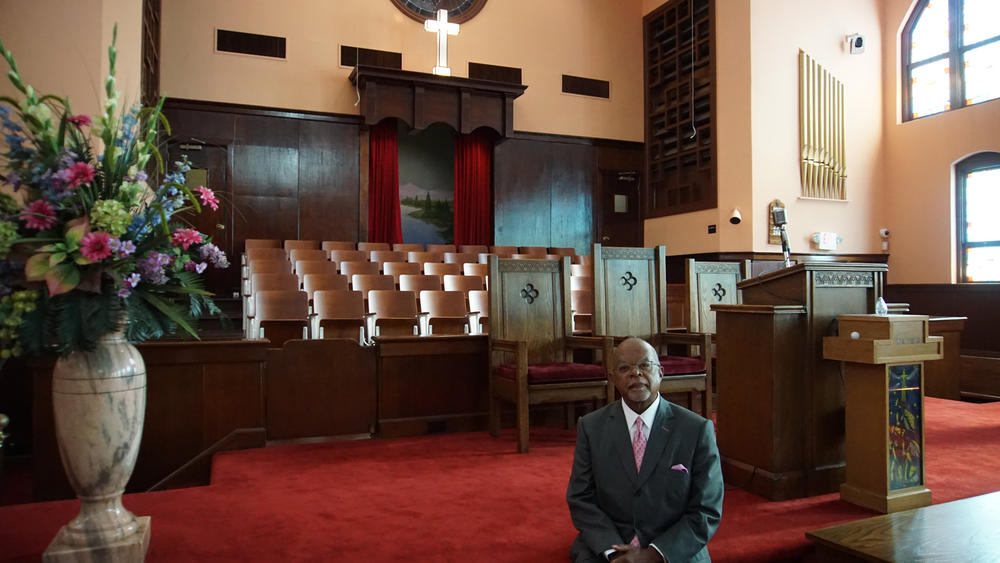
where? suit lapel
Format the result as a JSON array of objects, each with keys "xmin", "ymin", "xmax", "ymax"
[
  {"xmin": 636, "ymin": 399, "xmax": 675, "ymax": 488},
  {"xmin": 607, "ymin": 401, "xmax": 639, "ymax": 483}
]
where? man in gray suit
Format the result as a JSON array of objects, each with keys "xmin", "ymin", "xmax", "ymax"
[{"xmin": 567, "ymin": 337, "xmax": 723, "ymax": 562}]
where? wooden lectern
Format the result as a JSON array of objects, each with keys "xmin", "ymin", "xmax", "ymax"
[
  {"xmin": 713, "ymin": 261, "xmax": 887, "ymax": 500},
  {"xmin": 824, "ymin": 314, "xmax": 943, "ymax": 513}
]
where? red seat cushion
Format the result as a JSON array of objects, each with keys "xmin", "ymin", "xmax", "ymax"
[
  {"xmin": 495, "ymin": 362, "xmax": 607, "ymax": 384},
  {"xmin": 658, "ymin": 355, "xmax": 706, "ymax": 376}
]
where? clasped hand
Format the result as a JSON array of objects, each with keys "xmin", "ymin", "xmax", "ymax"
[{"xmin": 608, "ymin": 544, "xmax": 664, "ymax": 563}]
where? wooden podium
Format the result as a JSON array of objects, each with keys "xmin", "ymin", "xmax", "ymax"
[
  {"xmin": 823, "ymin": 314, "xmax": 943, "ymax": 513},
  {"xmin": 714, "ymin": 261, "xmax": 887, "ymax": 500}
]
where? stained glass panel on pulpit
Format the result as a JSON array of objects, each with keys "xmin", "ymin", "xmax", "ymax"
[{"xmin": 888, "ymin": 363, "xmax": 923, "ymax": 491}]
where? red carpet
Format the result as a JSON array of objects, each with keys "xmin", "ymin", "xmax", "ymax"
[{"xmin": 0, "ymin": 397, "xmax": 998, "ymax": 562}]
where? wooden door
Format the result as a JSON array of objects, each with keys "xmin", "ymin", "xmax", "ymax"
[
  {"xmin": 597, "ymin": 170, "xmax": 642, "ymax": 248},
  {"xmin": 168, "ymin": 141, "xmax": 236, "ymax": 297}
]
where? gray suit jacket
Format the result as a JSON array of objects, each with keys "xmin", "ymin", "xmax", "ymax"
[{"xmin": 566, "ymin": 399, "xmax": 723, "ymax": 563}]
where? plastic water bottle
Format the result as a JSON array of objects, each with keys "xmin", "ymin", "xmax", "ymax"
[{"xmin": 875, "ymin": 297, "xmax": 888, "ymax": 316}]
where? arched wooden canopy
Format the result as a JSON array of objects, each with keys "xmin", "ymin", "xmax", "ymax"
[{"xmin": 349, "ymin": 65, "xmax": 526, "ymax": 137}]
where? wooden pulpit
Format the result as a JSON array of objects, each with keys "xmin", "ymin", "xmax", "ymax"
[
  {"xmin": 824, "ymin": 314, "xmax": 943, "ymax": 513},
  {"xmin": 713, "ymin": 261, "xmax": 888, "ymax": 500}
]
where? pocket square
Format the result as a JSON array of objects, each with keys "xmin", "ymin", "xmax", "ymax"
[{"xmin": 670, "ymin": 463, "xmax": 689, "ymax": 474}]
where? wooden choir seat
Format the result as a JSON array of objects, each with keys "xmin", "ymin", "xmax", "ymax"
[
  {"xmin": 284, "ymin": 240, "xmax": 319, "ymax": 255},
  {"xmin": 408, "ymin": 251, "xmax": 443, "ymax": 264},
  {"xmin": 350, "ymin": 274, "xmax": 395, "ymax": 298},
  {"xmin": 462, "ymin": 263, "xmax": 489, "ymax": 278},
  {"xmin": 549, "ymin": 247, "xmax": 576, "ymax": 256},
  {"xmin": 510, "ymin": 253, "xmax": 538, "ymax": 260},
  {"xmin": 459, "ymin": 245, "xmax": 488, "ymax": 254},
  {"xmin": 383, "ymin": 262, "xmax": 421, "ymax": 284},
  {"xmin": 592, "ymin": 244, "xmax": 713, "ymax": 417},
  {"xmin": 357, "ymin": 242, "xmax": 390, "ymax": 252},
  {"xmin": 419, "ymin": 290, "xmax": 477, "ymax": 335},
  {"xmin": 468, "ymin": 290, "xmax": 489, "ymax": 333},
  {"xmin": 574, "ymin": 255, "xmax": 593, "ymax": 266},
  {"xmin": 367, "ymin": 290, "xmax": 422, "ymax": 337},
  {"xmin": 302, "ymin": 273, "xmax": 349, "ymax": 305},
  {"xmin": 393, "ymin": 243, "xmax": 424, "ymax": 252},
  {"xmin": 369, "ymin": 250, "xmax": 407, "ymax": 270},
  {"xmin": 489, "ymin": 245, "xmax": 516, "ymax": 257},
  {"xmin": 443, "ymin": 252, "xmax": 479, "ymax": 264},
  {"xmin": 312, "ymin": 290, "xmax": 367, "ymax": 342},
  {"xmin": 570, "ymin": 264, "xmax": 592, "ymax": 277},
  {"xmin": 246, "ymin": 260, "xmax": 291, "ymax": 295},
  {"xmin": 246, "ymin": 272, "xmax": 299, "ymax": 333},
  {"xmin": 571, "ymin": 289, "xmax": 594, "ymax": 334},
  {"xmin": 296, "ymin": 261, "xmax": 339, "ymax": 285},
  {"xmin": 570, "ymin": 275, "xmax": 593, "ymax": 291},
  {"xmin": 288, "ymin": 249, "xmax": 329, "ymax": 271},
  {"xmin": 488, "ymin": 256, "xmax": 614, "ymax": 453},
  {"xmin": 443, "ymin": 274, "xmax": 484, "ymax": 292},
  {"xmin": 329, "ymin": 249, "xmax": 368, "ymax": 266},
  {"xmin": 426, "ymin": 244, "xmax": 456, "ymax": 253},
  {"xmin": 253, "ymin": 290, "xmax": 309, "ymax": 347},
  {"xmin": 321, "ymin": 240, "xmax": 356, "ymax": 251},
  {"xmin": 246, "ymin": 247, "xmax": 287, "ymax": 264},
  {"xmin": 423, "ymin": 262, "xmax": 462, "ymax": 276},
  {"xmin": 399, "ymin": 274, "xmax": 442, "ymax": 292},
  {"xmin": 341, "ymin": 261, "xmax": 380, "ymax": 277},
  {"xmin": 518, "ymin": 246, "xmax": 548, "ymax": 256}
]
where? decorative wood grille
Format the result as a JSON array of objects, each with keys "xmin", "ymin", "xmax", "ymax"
[{"xmin": 799, "ymin": 50, "xmax": 846, "ymax": 199}]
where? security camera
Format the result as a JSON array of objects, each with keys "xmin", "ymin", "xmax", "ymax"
[
  {"xmin": 879, "ymin": 228, "xmax": 889, "ymax": 238},
  {"xmin": 729, "ymin": 208, "xmax": 742, "ymax": 225},
  {"xmin": 847, "ymin": 33, "xmax": 865, "ymax": 54}
]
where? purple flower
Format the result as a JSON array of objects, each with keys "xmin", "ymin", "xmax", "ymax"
[
  {"xmin": 184, "ymin": 261, "xmax": 208, "ymax": 274},
  {"xmin": 136, "ymin": 252, "xmax": 169, "ymax": 285},
  {"xmin": 2, "ymin": 172, "xmax": 20, "ymax": 189},
  {"xmin": 123, "ymin": 273, "xmax": 141, "ymax": 288},
  {"xmin": 199, "ymin": 243, "xmax": 230, "ymax": 269},
  {"xmin": 117, "ymin": 287, "xmax": 131, "ymax": 298}
]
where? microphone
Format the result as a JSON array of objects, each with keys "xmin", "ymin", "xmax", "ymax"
[{"xmin": 771, "ymin": 207, "xmax": 792, "ymax": 268}]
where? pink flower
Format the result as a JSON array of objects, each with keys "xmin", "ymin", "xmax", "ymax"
[
  {"xmin": 80, "ymin": 231, "xmax": 113, "ymax": 262},
  {"xmin": 195, "ymin": 186, "xmax": 219, "ymax": 211},
  {"xmin": 65, "ymin": 162, "xmax": 96, "ymax": 189},
  {"xmin": 19, "ymin": 199, "xmax": 57, "ymax": 230},
  {"xmin": 66, "ymin": 114, "xmax": 92, "ymax": 127},
  {"xmin": 171, "ymin": 228, "xmax": 203, "ymax": 250}
]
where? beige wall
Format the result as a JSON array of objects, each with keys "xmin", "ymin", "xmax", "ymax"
[
  {"xmin": 160, "ymin": 0, "xmax": 644, "ymax": 141},
  {"xmin": 645, "ymin": 0, "xmax": 885, "ymax": 259},
  {"xmin": 0, "ymin": 0, "xmax": 141, "ymax": 118},
  {"xmin": 882, "ymin": 0, "xmax": 1000, "ymax": 283}
]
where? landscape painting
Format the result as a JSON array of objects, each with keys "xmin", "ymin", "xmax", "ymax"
[{"xmin": 398, "ymin": 122, "xmax": 455, "ymax": 245}]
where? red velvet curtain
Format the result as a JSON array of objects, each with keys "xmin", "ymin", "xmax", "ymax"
[
  {"xmin": 453, "ymin": 130, "xmax": 492, "ymax": 248},
  {"xmin": 368, "ymin": 120, "xmax": 403, "ymax": 244}
]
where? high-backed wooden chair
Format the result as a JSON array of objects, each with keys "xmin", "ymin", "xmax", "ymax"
[
  {"xmin": 253, "ymin": 290, "xmax": 309, "ymax": 347},
  {"xmin": 369, "ymin": 250, "xmax": 407, "ymax": 271},
  {"xmin": 340, "ymin": 260, "xmax": 380, "ymax": 277},
  {"xmin": 321, "ymin": 240, "xmax": 356, "ymax": 251},
  {"xmin": 443, "ymin": 274, "xmax": 484, "ymax": 292},
  {"xmin": 399, "ymin": 274, "xmax": 442, "ymax": 292},
  {"xmin": 685, "ymin": 258, "xmax": 751, "ymax": 336},
  {"xmin": 463, "ymin": 262, "xmax": 489, "ymax": 278},
  {"xmin": 592, "ymin": 244, "xmax": 713, "ymax": 417},
  {"xmin": 311, "ymin": 290, "xmax": 367, "ymax": 342},
  {"xmin": 459, "ymin": 244, "xmax": 489, "ymax": 254},
  {"xmin": 383, "ymin": 261, "xmax": 422, "ymax": 285},
  {"xmin": 367, "ymin": 290, "xmax": 422, "ymax": 337},
  {"xmin": 419, "ymin": 290, "xmax": 477, "ymax": 335},
  {"xmin": 393, "ymin": 243, "xmax": 424, "ymax": 252},
  {"xmin": 296, "ymin": 261, "xmax": 339, "ymax": 287},
  {"xmin": 408, "ymin": 251, "xmax": 443, "ymax": 264},
  {"xmin": 289, "ymin": 249, "xmax": 329, "ymax": 272},
  {"xmin": 427, "ymin": 244, "xmax": 456, "ymax": 253},
  {"xmin": 302, "ymin": 273, "xmax": 349, "ymax": 306},
  {"xmin": 357, "ymin": 242, "xmax": 391, "ymax": 252},
  {"xmin": 329, "ymin": 249, "xmax": 368, "ymax": 268},
  {"xmin": 488, "ymin": 256, "xmax": 614, "ymax": 453},
  {"xmin": 468, "ymin": 289, "xmax": 489, "ymax": 333},
  {"xmin": 423, "ymin": 262, "xmax": 461, "ymax": 276},
  {"xmin": 443, "ymin": 252, "xmax": 479, "ymax": 264}
]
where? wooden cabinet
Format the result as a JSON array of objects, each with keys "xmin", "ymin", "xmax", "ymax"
[{"xmin": 643, "ymin": 0, "xmax": 716, "ymax": 217}]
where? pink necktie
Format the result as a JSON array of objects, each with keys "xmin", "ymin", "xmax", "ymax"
[{"xmin": 633, "ymin": 418, "xmax": 647, "ymax": 471}]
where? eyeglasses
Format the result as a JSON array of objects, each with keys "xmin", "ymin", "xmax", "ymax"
[{"xmin": 615, "ymin": 360, "xmax": 661, "ymax": 376}]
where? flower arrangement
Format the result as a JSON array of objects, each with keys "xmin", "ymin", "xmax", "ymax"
[{"xmin": 0, "ymin": 27, "xmax": 228, "ymax": 360}]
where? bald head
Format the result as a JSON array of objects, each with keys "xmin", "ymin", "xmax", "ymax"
[{"xmin": 611, "ymin": 337, "xmax": 662, "ymax": 413}]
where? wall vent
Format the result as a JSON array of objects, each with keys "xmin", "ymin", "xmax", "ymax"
[
  {"xmin": 469, "ymin": 62, "xmax": 522, "ymax": 85},
  {"xmin": 216, "ymin": 29, "xmax": 286, "ymax": 59},
  {"xmin": 562, "ymin": 74, "xmax": 610, "ymax": 99},
  {"xmin": 340, "ymin": 46, "xmax": 402, "ymax": 69}
]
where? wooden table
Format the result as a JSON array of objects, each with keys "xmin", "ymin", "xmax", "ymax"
[{"xmin": 806, "ymin": 491, "xmax": 1000, "ymax": 562}]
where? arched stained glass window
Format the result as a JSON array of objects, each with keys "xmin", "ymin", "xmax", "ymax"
[
  {"xmin": 902, "ymin": 0, "xmax": 1000, "ymax": 121},
  {"xmin": 956, "ymin": 152, "xmax": 1000, "ymax": 282}
]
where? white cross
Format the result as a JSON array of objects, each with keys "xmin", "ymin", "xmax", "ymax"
[{"xmin": 425, "ymin": 9, "xmax": 459, "ymax": 76}]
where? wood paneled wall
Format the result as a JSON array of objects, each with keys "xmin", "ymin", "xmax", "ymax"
[{"xmin": 885, "ymin": 283, "xmax": 1000, "ymax": 354}]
